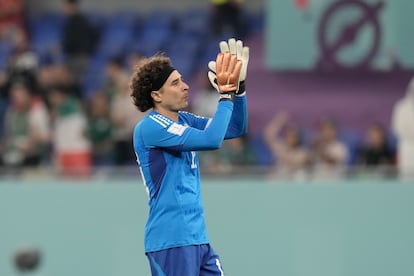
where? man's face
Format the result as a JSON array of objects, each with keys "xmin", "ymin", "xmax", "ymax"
[
  {"xmin": 10, "ymin": 84, "xmax": 31, "ymax": 109},
  {"xmin": 153, "ymin": 70, "xmax": 189, "ymax": 112},
  {"xmin": 62, "ymin": 2, "xmax": 74, "ymax": 15},
  {"xmin": 367, "ymin": 126, "xmax": 385, "ymax": 148},
  {"xmin": 321, "ymin": 124, "xmax": 336, "ymax": 142}
]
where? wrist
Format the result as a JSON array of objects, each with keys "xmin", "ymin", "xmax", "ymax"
[
  {"xmin": 218, "ymin": 92, "xmax": 235, "ymax": 102},
  {"xmin": 236, "ymin": 81, "xmax": 246, "ymax": 95}
]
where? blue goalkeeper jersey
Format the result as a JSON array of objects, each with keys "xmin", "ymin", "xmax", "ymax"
[{"xmin": 133, "ymin": 95, "xmax": 247, "ymax": 253}]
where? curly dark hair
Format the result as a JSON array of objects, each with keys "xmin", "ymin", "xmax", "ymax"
[{"xmin": 130, "ymin": 55, "xmax": 173, "ymax": 112}]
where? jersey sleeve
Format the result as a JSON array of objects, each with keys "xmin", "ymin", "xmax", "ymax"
[
  {"xmin": 140, "ymin": 101, "xmax": 234, "ymax": 152},
  {"xmin": 179, "ymin": 111, "xmax": 210, "ymax": 130},
  {"xmin": 225, "ymin": 93, "xmax": 248, "ymax": 139}
]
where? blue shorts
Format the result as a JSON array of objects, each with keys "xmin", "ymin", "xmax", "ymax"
[{"xmin": 146, "ymin": 244, "xmax": 225, "ymax": 276}]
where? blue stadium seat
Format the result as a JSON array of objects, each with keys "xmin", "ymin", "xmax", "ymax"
[
  {"xmin": 339, "ymin": 130, "xmax": 363, "ymax": 165},
  {"xmin": 166, "ymin": 33, "xmax": 203, "ymax": 77},
  {"xmin": 105, "ymin": 10, "xmax": 140, "ymax": 33},
  {"xmin": 32, "ymin": 11, "xmax": 66, "ymax": 28},
  {"xmin": 169, "ymin": 52, "xmax": 195, "ymax": 79},
  {"xmin": 97, "ymin": 11, "xmax": 139, "ymax": 59},
  {"xmin": 85, "ymin": 10, "xmax": 107, "ymax": 32},
  {"xmin": 245, "ymin": 9, "xmax": 264, "ymax": 35},
  {"xmin": 386, "ymin": 131, "xmax": 397, "ymax": 155},
  {"xmin": 200, "ymin": 35, "xmax": 230, "ymax": 67},
  {"xmin": 29, "ymin": 12, "xmax": 65, "ymax": 37},
  {"xmin": 0, "ymin": 41, "xmax": 12, "ymax": 69},
  {"xmin": 80, "ymin": 54, "xmax": 108, "ymax": 98},
  {"xmin": 249, "ymin": 134, "xmax": 274, "ymax": 166},
  {"xmin": 144, "ymin": 10, "xmax": 176, "ymax": 30},
  {"xmin": 0, "ymin": 99, "xmax": 9, "ymax": 138},
  {"xmin": 177, "ymin": 8, "xmax": 210, "ymax": 38},
  {"xmin": 29, "ymin": 12, "xmax": 64, "ymax": 64},
  {"xmin": 131, "ymin": 27, "xmax": 172, "ymax": 57},
  {"xmin": 167, "ymin": 33, "xmax": 201, "ymax": 57}
]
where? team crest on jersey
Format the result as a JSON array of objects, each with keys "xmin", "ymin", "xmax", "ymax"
[{"xmin": 167, "ymin": 123, "xmax": 187, "ymax": 136}]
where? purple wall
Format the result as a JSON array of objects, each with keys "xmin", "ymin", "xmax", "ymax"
[{"xmin": 245, "ymin": 34, "xmax": 413, "ymax": 135}]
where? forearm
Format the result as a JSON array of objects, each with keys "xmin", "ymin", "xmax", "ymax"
[
  {"xmin": 225, "ymin": 93, "xmax": 247, "ymax": 139},
  {"xmin": 182, "ymin": 101, "xmax": 234, "ymax": 151},
  {"xmin": 264, "ymin": 118, "xmax": 284, "ymax": 145}
]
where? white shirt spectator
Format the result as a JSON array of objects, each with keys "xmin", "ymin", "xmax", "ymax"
[{"xmin": 391, "ymin": 78, "xmax": 414, "ymax": 180}]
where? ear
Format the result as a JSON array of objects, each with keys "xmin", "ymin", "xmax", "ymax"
[{"xmin": 151, "ymin": 90, "xmax": 162, "ymax": 103}]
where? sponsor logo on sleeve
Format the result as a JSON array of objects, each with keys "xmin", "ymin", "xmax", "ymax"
[{"xmin": 167, "ymin": 123, "xmax": 187, "ymax": 136}]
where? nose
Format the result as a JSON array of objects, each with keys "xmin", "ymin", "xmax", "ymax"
[{"xmin": 182, "ymin": 80, "xmax": 189, "ymax": 91}]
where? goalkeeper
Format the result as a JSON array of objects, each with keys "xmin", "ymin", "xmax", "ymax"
[{"xmin": 130, "ymin": 38, "xmax": 249, "ymax": 276}]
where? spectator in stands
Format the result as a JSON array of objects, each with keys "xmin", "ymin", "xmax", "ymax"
[
  {"xmin": 0, "ymin": 0, "xmax": 25, "ymax": 40},
  {"xmin": 0, "ymin": 97, "xmax": 7, "ymax": 140},
  {"xmin": 125, "ymin": 51, "xmax": 144, "ymax": 74},
  {"xmin": 102, "ymin": 57, "xmax": 128, "ymax": 100},
  {"xmin": 61, "ymin": 0, "xmax": 98, "ymax": 84},
  {"xmin": 36, "ymin": 62, "xmax": 81, "ymax": 101},
  {"xmin": 7, "ymin": 28, "xmax": 37, "ymax": 73},
  {"xmin": 1, "ymin": 28, "xmax": 37, "ymax": 101},
  {"xmin": 0, "ymin": 79, "xmax": 50, "ymax": 169},
  {"xmin": 263, "ymin": 111, "xmax": 310, "ymax": 181},
  {"xmin": 391, "ymin": 77, "xmax": 414, "ymax": 180},
  {"xmin": 47, "ymin": 85, "xmax": 91, "ymax": 177},
  {"xmin": 310, "ymin": 118, "xmax": 348, "ymax": 180},
  {"xmin": 210, "ymin": 0, "xmax": 244, "ymax": 38},
  {"xmin": 87, "ymin": 92, "xmax": 113, "ymax": 165},
  {"xmin": 356, "ymin": 123, "xmax": 394, "ymax": 173},
  {"xmin": 200, "ymin": 135, "xmax": 254, "ymax": 175},
  {"xmin": 53, "ymin": 63, "xmax": 82, "ymax": 99},
  {"xmin": 36, "ymin": 63, "xmax": 56, "ymax": 100},
  {"xmin": 215, "ymin": 135, "xmax": 255, "ymax": 174},
  {"xmin": 110, "ymin": 71, "xmax": 142, "ymax": 165}
]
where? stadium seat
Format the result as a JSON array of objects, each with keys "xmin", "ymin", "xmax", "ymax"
[
  {"xmin": 200, "ymin": 35, "xmax": 231, "ymax": 67},
  {"xmin": 0, "ymin": 41, "xmax": 13, "ymax": 69},
  {"xmin": 245, "ymin": 9, "xmax": 264, "ymax": 35},
  {"xmin": 386, "ymin": 131, "xmax": 397, "ymax": 156},
  {"xmin": 143, "ymin": 10, "xmax": 176, "ymax": 30},
  {"xmin": 29, "ymin": 12, "xmax": 64, "ymax": 65},
  {"xmin": 339, "ymin": 130, "xmax": 363, "ymax": 165},
  {"xmin": 97, "ymin": 11, "xmax": 139, "ymax": 59},
  {"xmin": 85, "ymin": 10, "xmax": 107, "ymax": 33},
  {"xmin": 108, "ymin": 10, "xmax": 139, "ymax": 27},
  {"xmin": 166, "ymin": 32, "xmax": 204, "ymax": 77},
  {"xmin": 169, "ymin": 53, "xmax": 195, "ymax": 79},
  {"xmin": 0, "ymin": 99, "xmax": 8, "ymax": 137},
  {"xmin": 177, "ymin": 8, "xmax": 210, "ymax": 38},
  {"xmin": 167, "ymin": 33, "xmax": 200, "ymax": 56},
  {"xmin": 130, "ymin": 9, "xmax": 177, "ymax": 57},
  {"xmin": 28, "ymin": 12, "xmax": 65, "ymax": 38},
  {"xmin": 131, "ymin": 28, "xmax": 172, "ymax": 57},
  {"xmin": 249, "ymin": 134, "xmax": 274, "ymax": 166},
  {"xmin": 80, "ymin": 54, "xmax": 108, "ymax": 99}
]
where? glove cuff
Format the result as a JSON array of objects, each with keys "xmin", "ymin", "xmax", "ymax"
[
  {"xmin": 236, "ymin": 81, "xmax": 246, "ymax": 95},
  {"xmin": 219, "ymin": 92, "xmax": 235, "ymax": 102}
]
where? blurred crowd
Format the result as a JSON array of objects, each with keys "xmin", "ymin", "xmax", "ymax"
[
  {"xmin": 0, "ymin": 0, "xmax": 413, "ymax": 181},
  {"xmin": 0, "ymin": 0, "xmax": 256, "ymax": 178},
  {"xmin": 191, "ymin": 72, "xmax": 414, "ymax": 182},
  {"xmin": 262, "ymin": 112, "xmax": 396, "ymax": 181}
]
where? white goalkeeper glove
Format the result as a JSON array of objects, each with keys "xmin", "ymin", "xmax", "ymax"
[{"xmin": 207, "ymin": 38, "xmax": 249, "ymax": 95}]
